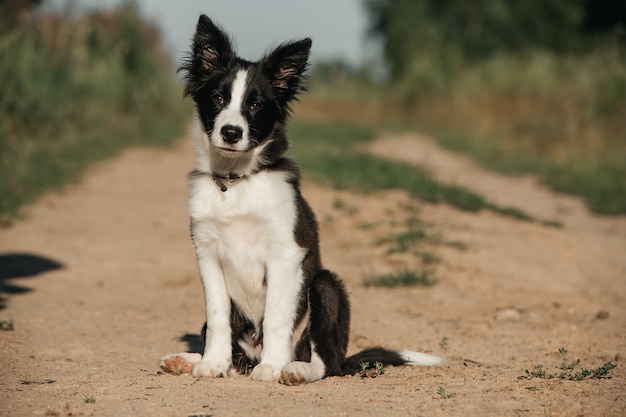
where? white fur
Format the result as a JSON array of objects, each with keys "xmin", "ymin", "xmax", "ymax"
[
  {"xmin": 211, "ymin": 70, "xmax": 250, "ymax": 152},
  {"xmin": 397, "ymin": 350, "xmax": 445, "ymax": 366},
  {"xmin": 280, "ymin": 347, "xmax": 326, "ymax": 386},
  {"xmin": 188, "ymin": 146, "xmax": 306, "ymax": 380}
]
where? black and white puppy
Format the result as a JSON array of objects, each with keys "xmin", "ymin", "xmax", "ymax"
[{"xmin": 159, "ymin": 15, "xmax": 443, "ymax": 385}]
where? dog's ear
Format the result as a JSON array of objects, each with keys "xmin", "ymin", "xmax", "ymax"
[
  {"xmin": 180, "ymin": 15, "xmax": 235, "ymax": 96},
  {"xmin": 261, "ymin": 38, "xmax": 312, "ymax": 102},
  {"xmin": 193, "ymin": 15, "xmax": 235, "ymax": 72}
]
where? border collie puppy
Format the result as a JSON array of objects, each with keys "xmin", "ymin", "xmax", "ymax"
[{"xmin": 159, "ymin": 15, "xmax": 443, "ymax": 385}]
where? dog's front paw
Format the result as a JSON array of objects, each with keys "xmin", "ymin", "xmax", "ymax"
[
  {"xmin": 159, "ymin": 352, "xmax": 202, "ymax": 375},
  {"xmin": 249, "ymin": 363, "xmax": 281, "ymax": 381},
  {"xmin": 192, "ymin": 359, "xmax": 231, "ymax": 378}
]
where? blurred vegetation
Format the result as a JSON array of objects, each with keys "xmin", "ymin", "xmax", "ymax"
[
  {"xmin": 0, "ymin": 1, "xmax": 189, "ymax": 224},
  {"xmin": 306, "ymin": 0, "xmax": 626, "ymax": 214},
  {"xmin": 288, "ymin": 120, "xmax": 558, "ymax": 226}
]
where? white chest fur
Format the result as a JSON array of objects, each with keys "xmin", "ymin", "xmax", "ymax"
[{"xmin": 188, "ymin": 170, "xmax": 303, "ymax": 326}]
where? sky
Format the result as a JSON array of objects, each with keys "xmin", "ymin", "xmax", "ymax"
[{"xmin": 47, "ymin": 0, "xmax": 371, "ymax": 66}]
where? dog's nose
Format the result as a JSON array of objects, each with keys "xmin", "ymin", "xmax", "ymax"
[{"xmin": 221, "ymin": 125, "xmax": 243, "ymax": 144}]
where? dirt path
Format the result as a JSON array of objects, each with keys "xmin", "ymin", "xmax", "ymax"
[{"xmin": 1, "ymin": 129, "xmax": 624, "ymax": 417}]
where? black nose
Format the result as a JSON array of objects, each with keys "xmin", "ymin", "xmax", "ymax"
[{"xmin": 221, "ymin": 125, "xmax": 243, "ymax": 144}]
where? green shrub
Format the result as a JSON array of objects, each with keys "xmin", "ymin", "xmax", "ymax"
[{"xmin": 0, "ymin": 4, "xmax": 188, "ymax": 223}]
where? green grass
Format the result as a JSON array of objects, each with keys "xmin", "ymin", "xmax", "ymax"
[
  {"xmin": 377, "ymin": 218, "xmax": 432, "ymax": 254},
  {"xmin": 289, "ymin": 120, "xmax": 550, "ymax": 223},
  {"xmin": 363, "ymin": 210, "xmax": 460, "ymax": 287},
  {"xmin": 523, "ymin": 348, "xmax": 617, "ymax": 381},
  {"xmin": 363, "ymin": 269, "xmax": 437, "ymax": 288},
  {"xmin": 288, "ymin": 119, "xmax": 558, "ymax": 288},
  {"xmin": 436, "ymin": 386, "xmax": 453, "ymax": 399},
  {"xmin": 438, "ymin": 336, "xmax": 449, "ymax": 350},
  {"xmin": 434, "ymin": 130, "xmax": 626, "ymax": 215},
  {"xmin": 375, "ymin": 216, "xmax": 445, "ymax": 258},
  {"xmin": 0, "ymin": 4, "xmax": 189, "ymax": 224},
  {"xmin": 0, "ymin": 320, "xmax": 14, "ymax": 331},
  {"xmin": 306, "ymin": 45, "xmax": 626, "ymax": 215},
  {"xmin": 545, "ymin": 156, "xmax": 626, "ymax": 215}
]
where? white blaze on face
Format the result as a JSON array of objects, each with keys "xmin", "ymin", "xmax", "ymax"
[{"xmin": 212, "ymin": 69, "xmax": 250, "ymax": 150}]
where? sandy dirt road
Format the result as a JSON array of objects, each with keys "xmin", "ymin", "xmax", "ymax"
[{"xmin": 1, "ymin": 127, "xmax": 625, "ymax": 416}]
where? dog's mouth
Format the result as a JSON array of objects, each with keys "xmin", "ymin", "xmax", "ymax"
[{"xmin": 215, "ymin": 146, "xmax": 246, "ymax": 157}]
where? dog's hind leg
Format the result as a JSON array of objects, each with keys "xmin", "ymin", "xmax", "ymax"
[
  {"xmin": 279, "ymin": 346, "xmax": 325, "ymax": 385},
  {"xmin": 279, "ymin": 270, "xmax": 350, "ymax": 385}
]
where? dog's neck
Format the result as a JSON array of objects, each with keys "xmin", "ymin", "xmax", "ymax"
[
  {"xmin": 207, "ymin": 147, "xmax": 258, "ymax": 178},
  {"xmin": 206, "ymin": 149, "xmax": 262, "ymax": 192}
]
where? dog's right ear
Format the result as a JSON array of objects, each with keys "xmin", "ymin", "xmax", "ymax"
[
  {"xmin": 193, "ymin": 15, "xmax": 235, "ymax": 72},
  {"xmin": 180, "ymin": 15, "xmax": 235, "ymax": 96}
]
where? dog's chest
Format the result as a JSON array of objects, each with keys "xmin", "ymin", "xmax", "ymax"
[{"xmin": 189, "ymin": 171, "xmax": 299, "ymax": 322}]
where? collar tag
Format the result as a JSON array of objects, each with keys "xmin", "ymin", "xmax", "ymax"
[{"xmin": 212, "ymin": 173, "xmax": 242, "ymax": 192}]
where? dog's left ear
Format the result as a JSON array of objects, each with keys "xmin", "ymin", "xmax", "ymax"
[{"xmin": 262, "ymin": 38, "xmax": 312, "ymax": 102}]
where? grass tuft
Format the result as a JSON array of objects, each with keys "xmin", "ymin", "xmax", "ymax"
[
  {"xmin": 523, "ymin": 348, "xmax": 617, "ymax": 381},
  {"xmin": 363, "ymin": 269, "xmax": 437, "ymax": 288},
  {"xmin": 358, "ymin": 361, "xmax": 386, "ymax": 378},
  {"xmin": 436, "ymin": 386, "xmax": 453, "ymax": 399},
  {"xmin": 0, "ymin": 320, "xmax": 14, "ymax": 331}
]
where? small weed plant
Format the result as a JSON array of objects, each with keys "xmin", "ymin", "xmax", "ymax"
[
  {"xmin": 439, "ymin": 336, "xmax": 449, "ymax": 351},
  {"xmin": 437, "ymin": 386, "xmax": 453, "ymax": 399},
  {"xmin": 377, "ymin": 220, "xmax": 433, "ymax": 254},
  {"xmin": 358, "ymin": 361, "xmax": 386, "ymax": 378},
  {"xmin": 363, "ymin": 209, "xmax": 458, "ymax": 288},
  {"xmin": 0, "ymin": 320, "xmax": 14, "ymax": 331},
  {"xmin": 524, "ymin": 348, "xmax": 617, "ymax": 381}
]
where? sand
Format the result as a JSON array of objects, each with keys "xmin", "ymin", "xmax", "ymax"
[{"xmin": 1, "ymin": 128, "xmax": 624, "ymax": 416}]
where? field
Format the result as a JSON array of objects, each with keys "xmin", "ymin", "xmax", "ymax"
[
  {"xmin": 1, "ymin": 3, "xmax": 625, "ymax": 416},
  {"xmin": 0, "ymin": 5, "xmax": 188, "ymax": 224},
  {"xmin": 305, "ymin": 45, "xmax": 626, "ymax": 215},
  {"xmin": 1, "ymin": 118, "xmax": 624, "ymax": 416}
]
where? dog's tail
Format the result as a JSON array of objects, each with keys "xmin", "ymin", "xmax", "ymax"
[{"xmin": 340, "ymin": 347, "xmax": 444, "ymax": 375}]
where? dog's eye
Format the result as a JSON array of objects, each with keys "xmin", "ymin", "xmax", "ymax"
[
  {"xmin": 212, "ymin": 94, "xmax": 224, "ymax": 105},
  {"xmin": 249, "ymin": 102, "xmax": 262, "ymax": 112}
]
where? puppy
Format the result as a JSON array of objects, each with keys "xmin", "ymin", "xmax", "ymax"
[{"xmin": 159, "ymin": 15, "xmax": 443, "ymax": 385}]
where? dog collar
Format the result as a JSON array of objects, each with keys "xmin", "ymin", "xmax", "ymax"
[{"xmin": 212, "ymin": 173, "xmax": 244, "ymax": 192}]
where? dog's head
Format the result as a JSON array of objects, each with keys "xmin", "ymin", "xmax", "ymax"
[{"xmin": 181, "ymin": 15, "xmax": 311, "ymax": 174}]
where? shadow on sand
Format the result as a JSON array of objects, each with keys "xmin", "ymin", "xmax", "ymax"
[
  {"xmin": 179, "ymin": 333, "xmax": 204, "ymax": 354},
  {"xmin": 0, "ymin": 253, "xmax": 64, "ymax": 310}
]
